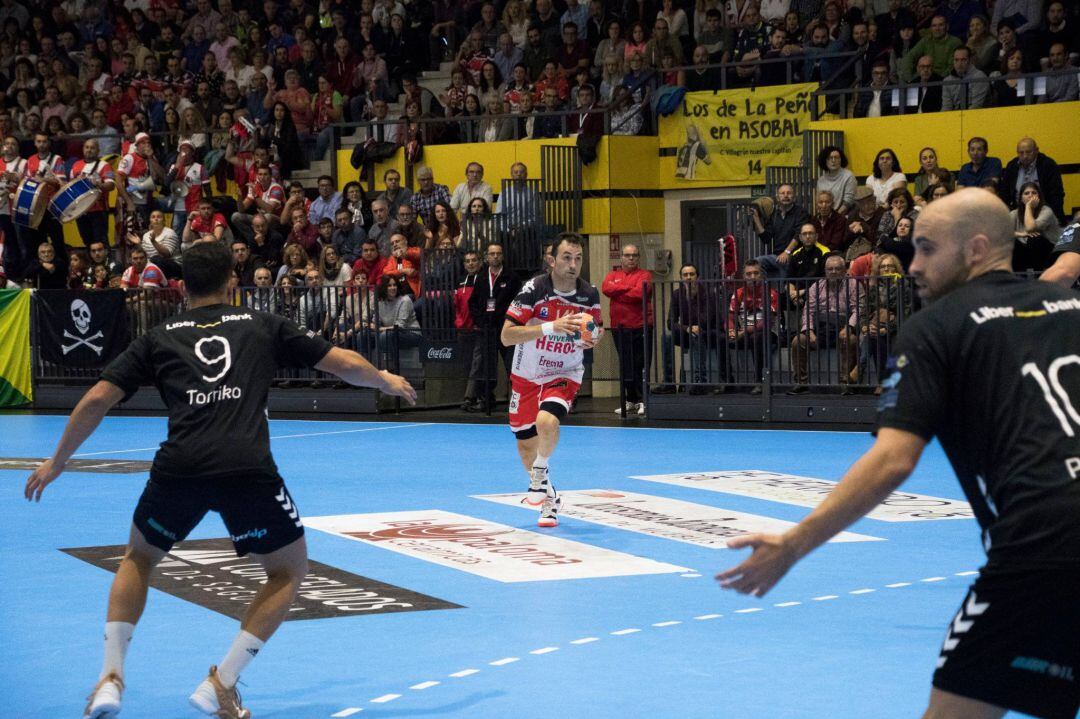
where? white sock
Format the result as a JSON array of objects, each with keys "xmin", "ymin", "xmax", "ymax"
[
  {"xmin": 532, "ymin": 454, "xmax": 550, "ymax": 469},
  {"xmin": 216, "ymin": 631, "xmax": 265, "ymax": 688},
  {"xmin": 100, "ymin": 621, "xmax": 135, "ymax": 681}
]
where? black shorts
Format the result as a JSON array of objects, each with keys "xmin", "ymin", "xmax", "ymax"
[
  {"xmin": 133, "ymin": 474, "xmax": 305, "ymax": 557},
  {"xmin": 932, "ymin": 567, "xmax": 1080, "ymax": 719}
]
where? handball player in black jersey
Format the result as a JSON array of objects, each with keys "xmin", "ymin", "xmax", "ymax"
[
  {"xmin": 717, "ymin": 189, "xmax": 1079, "ymax": 719},
  {"xmin": 25, "ymin": 242, "xmax": 416, "ymax": 719}
]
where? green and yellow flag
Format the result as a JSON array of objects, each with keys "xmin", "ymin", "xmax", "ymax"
[{"xmin": 0, "ymin": 288, "xmax": 32, "ymax": 407}]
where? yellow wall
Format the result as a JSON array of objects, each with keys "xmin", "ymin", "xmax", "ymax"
[{"xmin": 811, "ymin": 102, "xmax": 1080, "ymax": 210}]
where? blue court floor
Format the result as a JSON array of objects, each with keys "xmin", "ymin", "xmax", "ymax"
[{"xmin": 0, "ymin": 415, "xmax": 1014, "ymax": 718}]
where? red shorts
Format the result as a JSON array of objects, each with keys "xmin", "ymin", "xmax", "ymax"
[{"xmin": 509, "ymin": 374, "xmax": 581, "ymax": 435}]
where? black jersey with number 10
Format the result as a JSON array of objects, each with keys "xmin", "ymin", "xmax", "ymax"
[
  {"xmin": 877, "ymin": 271, "xmax": 1080, "ymax": 568},
  {"xmin": 100, "ymin": 305, "xmax": 333, "ymax": 482}
]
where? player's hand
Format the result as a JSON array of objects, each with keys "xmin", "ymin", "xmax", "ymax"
[
  {"xmin": 25, "ymin": 458, "xmax": 64, "ymax": 502},
  {"xmin": 715, "ymin": 533, "xmax": 797, "ymax": 597},
  {"xmin": 378, "ymin": 370, "xmax": 417, "ymax": 405},
  {"xmin": 551, "ymin": 313, "xmax": 582, "ymax": 337}
]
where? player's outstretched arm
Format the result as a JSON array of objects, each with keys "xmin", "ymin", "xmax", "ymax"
[
  {"xmin": 715, "ymin": 428, "xmax": 926, "ymax": 596},
  {"xmin": 25, "ymin": 380, "xmax": 126, "ymax": 502},
  {"xmin": 315, "ymin": 346, "xmax": 417, "ymax": 405},
  {"xmin": 500, "ymin": 314, "xmax": 584, "ymax": 346}
]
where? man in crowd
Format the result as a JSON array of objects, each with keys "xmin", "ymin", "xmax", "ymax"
[
  {"xmin": 456, "ymin": 250, "xmax": 484, "ymax": 411},
  {"xmin": 0, "ymin": 135, "xmax": 25, "ymax": 276},
  {"xmin": 999, "ymin": 137, "xmax": 1065, "ymax": 221},
  {"xmin": 956, "ymin": 137, "xmax": 1002, "ymax": 189},
  {"xmin": 727, "ymin": 259, "xmax": 779, "ymax": 394},
  {"xmin": 367, "ymin": 199, "xmax": 399, "ymax": 256},
  {"xmin": 231, "ymin": 239, "xmax": 263, "ymax": 287},
  {"xmin": 394, "ymin": 204, "xmax": 425, "ymax": 249},
  {"xmin": 786, "ymin": 223, "xmax": 830, "ymax": 318},
  {"xmin": 787, "ymin": 253, "xmax": 862, "ymax": 395},
  {"xmin": 119, "ymin": 247, "xmax": 166, "ymax": 289},
  {"xmin": 901, "ymin": 15, "xmax": 962, "ymax": 80},
  {"xmin": 602, "ymin": 243, "xmax": 653, "ymax": 416},
  {"xmin": 331, "ymin": 207, "xmax": 366, "ymax": 266},
  {"xmin": 232, "ymin": 164, "xmax": 286, "ymax": 236},
  {"xmin": 376, "ymin": 169, "xmax": 412, "ymax": 216},
  {"xmin": 941, "ymin": 46, "xmax": 989, "ymax": 111},
  {"xmin": 501, "ymin": 233, "xmax": 603, "ymax": 527},
  {"xmin": 116, "ymin": 132, "xmax": 163, "ymax": 252},
  {"xmin": 184, "ymin": 198, "xmax": 231, "ymax": 249},
  {"xmin": 286, "ymin": 208, "xmax": 320, "ymax": 257},
  {"xmin": 812, "ymin": 190, "xmax": 848, "ymax": 253},
  {"xmin": 844, "ymin": 187, "xmax": 884, "ymax": 260},
  {"xmin": 752, "ymin": 184, "xmax": 810, "ymax": 279},
  {"xmin": 468, "ymin": 242, "xmax": 522, "ymax": 412},
  {"xmin": 408, "ymin": 166, "xmax": 451, "ymax": 226},
  {"xmin": 247, "ymin": 212, "xmax": 284, "ymax": 275},
  {"xmin": 69, "ymin": 139, "xmax": 117, "ymax": 250},
  {"xmin": 308, "ymin": 175, "xmax": 342, "ymax": 226},
  {"xmin": 450, "ymin": 162, "xmax": 494, "ymax": 216},
  {"xmin": 386, "ymin": 233, "xmax": 422, "ymax": 297},
  {"xmin": 352, "ymin": 240, "xmax": 391, "ymax": 289},
  {"xmin": 1038, "ymin": 42, "xmax": 1079, "ymax": 104},
  {"xmin": 911, "ymin": 55, "xmax": 944, "ymax": 113}
]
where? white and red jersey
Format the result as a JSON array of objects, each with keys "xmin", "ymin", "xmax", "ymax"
[
  {"xmin": 0, "ymin": 156, "xmax": 26, "ymax": 215},
  {"xmin": 121, "ymin": 261, "xmax": 166, "ymax": 288},
  {"xmin": 117, "ymin": 151, "xmax": 154, "ymax": 205},
  {"xmin": 167, "ymin": 161, "xmax": 208, "ymax": 213},
  {"xmin": 247, "ymin": 178, "xmax": 284, "ymax": 211},
  {"xmin": 26, "ymin": 152, "xmax": 67, "ymax": 181},
  {"xmin": 505, "ymin": 273, "xmax": 602, "ymax": 384},
  {"xmin": 69, "ymin": 158, "xmax": 117, "ymax": 214},
  {"xmin": 190, "ymin": 212, "xmax": 229, "ymax": 238}
]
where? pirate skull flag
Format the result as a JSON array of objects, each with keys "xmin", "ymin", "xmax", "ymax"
[{"xmin": 36, "ymin": 290, "xmax": 130, "ymax": 368}]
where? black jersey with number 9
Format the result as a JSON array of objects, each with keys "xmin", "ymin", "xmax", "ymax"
[
  {"xmin": 100, "ymin": 304, "xmax": 333, "ymax": 482},
  {"xmin": 877, "ymin": 271, "xmax": 1080, "ymax": 569}
]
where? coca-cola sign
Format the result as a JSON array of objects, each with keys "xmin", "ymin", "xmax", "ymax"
[{"xmin": 420, "ymin": 340, "xmax": 457, "ymax": 363}]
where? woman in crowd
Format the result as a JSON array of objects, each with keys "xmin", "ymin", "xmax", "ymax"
[
  {"xmin": 816, "ymin": 145, "xmax": 857, "ymax": 214},
  {"xmin": 599, "ymin": 54, "xmax": 625, "ymax": 102},
  {"xmin": 311, "ymin": 74, "xmax": 343, "ymax": 160},
  {"xmin": 369, "ymin": 274, "xmax": 422, "ymax": 370},
  {"xmin": 990, "ymin": 47, "xmax": 1026, "ymax": 107},
  {"xmin": 924, "ymin": 183, "xmax": 951, "ymax": 203},
  {"xmin": 266, "ymin": 70, "xmax": 312, "ymax": 141},
  {"xmin": 624, "ymin": 23, "xmax": 649, "ymax": 62},
  {"xmin": 319, "ymin": 245, "xmax": 353, "ymax": 288},
  {"xmin": 595, "ymin": 21, "xmax": 626, "ymax": 74},
  {"xmin": 276, "ymin": 242, "xmax": 311, "ymax": 284},
  {"xmin": 1010, "ymin": 182, "xmax": 1061, "ymax": 271},
  {"xmin": 911, "ymin": 147, "xmax": 952, "ymax": 202},
  {"xmin": 341, "ymin": 181, "xmax": 370, "ymax": 228},
  {"xmin": 966, "ymin": 14, "xmax": 998, "ymax": 74},
  {"xmin": 622, "ymin": 51, "xmax": 655, "ymax": 104},
  {"xmin": 879, "ymin": 214, "xmax": 916, "ymax": 271},
  {"xmin": 503, "ymin": 0, "xmax": 530, "ymax": 48},
  {"xmin": 477, "ymin": 60, "xmax": 504, "ymax": 97},
  {"xmin": 263, "ymin": 100, "xmax": 305, "ymax": 176},
  {"xmin": 877, "ymin": 187, "xmax": 918, "ymax": 240},
  {"xmin": 178, "ymin": 106, "xmax": 208, "ymax": 155},
  {"xmin": 441, "ymin": 68, "xmax": 476, "ymax": 116},
  {"xmin": 853, "ymin": 252, "xmax": 909, "ymax": 393},
  {"xmin": 203, "ymin": 110, "xmax": 233, "ymax": 176},
  {"xmin": 502, "ymin": 63, "xmax": 533, "ymax": 112},
  {"xmin": 889, "ymin": 20, "xmax": 917, "ymax": 81},
  {"xmin": 424, "ymin": 201, "xmax": 463, "ymax": 250},
  {"xmin": 479, "ymin": 94, "xmax": 515, "ymax": 142},
  {"xmin": 866, "ymin": 149, "xmax": 907, "ymax": 207},
  {"xmin": 460, "ymin": 196, "xmax": 496, "ymax": 254},
  {"xmin": 609, "ymin": 84, "xmax": 645, "ymax": 136}
]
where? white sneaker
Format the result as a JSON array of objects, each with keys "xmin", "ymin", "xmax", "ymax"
[
  {"xmin": 84, "ymin": 673, "xmax": 123, "ymax": 719},
  {"xmin": 189, "ymin": 666, "xmax": 251, "ymax": 719},
  {"xmin": 538, "ymin": 494, "xmax": 562, "ymax": 527},
  {"xmin": 614, "ymin": 401, "xmax": 635, "ymax": 416},
  {"xmin": 636, "ymin": 402, "xmax": 645, "ymax": 416},
  {"xmin": 523, "ymin": 465, "xmax": 549, "ymax": 506}
]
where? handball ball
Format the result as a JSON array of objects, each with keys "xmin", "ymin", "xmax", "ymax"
[{"xmin": 575, "ymin": 317, "xmax": 599, "ymax": 346}]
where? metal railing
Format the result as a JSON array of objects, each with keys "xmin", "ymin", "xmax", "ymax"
[
  {"xmin": 810, "ymin": 67, "xmax": 1080, "ymax": 119},
  {"xmin": 644, "ymin": 275, "xmax": 917, "ymax": 398}
]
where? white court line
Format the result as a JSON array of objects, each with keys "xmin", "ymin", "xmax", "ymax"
[
  {"xmin": 530, "ymin": 647, "xmax": 559, "ymax": 655},
  {"xmin": 849, "ymin": 589, "xmax": 876, "ymax": 595},
  {"xmin": 774, "ymin": 601, "xmax": 801, "ymax": 607},
  {"xmin": 694, "ymin": 614, "xmax": 722, "ymax": 620},
  {"xmin": 955, "ymin": 571, "xmax": 979, "ymax": 577},
  {"xmin": 812, "ymin": 595, "xmax": 839, "ymax": 601},
  {"xmin": 734, "ymin": 607, "xmax": 764, "ymax": 614},
  {"xmin": 681, "ymin": 573, "xmax": 703, "ymax": 578},
  {"xmin": 369, "ymin": 694, "xmax": 401, "ymax": 703},
  {"xmin": 611, "ymin": 628, "xmax": 641, "ymax": 635},
  {"xmin": 489, "ymin": 657, "xmax": 520, "ymax": 666},
  {"xmin": 410, "ymin": 681, "xmax": 439, "ymax": 690},
  {"xmin": 652, "ymin": 621, "xmax": 682, "ymax": 627},
  {"xmin": 885, "ymin": 582, "xmax": 912, "ymax": 588},
  {"xmin": 449, "ymin": 669, "xmax": 479, "ymax": 678},
  {"xmin": 920, "ymin": 577, "xmax": 947, "ymax": 583},
  {"xmin": 72, "ymin": 423, "xmax": 428, "ymax": 457},
  {"xmin": 570, "ymin": 637, "xmax": 599, "ymax": 644},
  {"xmin": 331, "ymin": 709, "xmax": 362, "ymax": 717}
]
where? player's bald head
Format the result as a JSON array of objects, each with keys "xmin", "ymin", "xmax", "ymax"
[{"xmin": 918, "ymin": 188, "xmax": 1013, "ymax": 261}]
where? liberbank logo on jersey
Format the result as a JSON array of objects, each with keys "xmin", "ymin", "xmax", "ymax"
[
  {"xmin": 63, "ymin": 538, "xmax": 461, "ymax": 621},
  {"xmin": 305, "ymin": 510, "xmax": 687, "ymax": 582}
]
